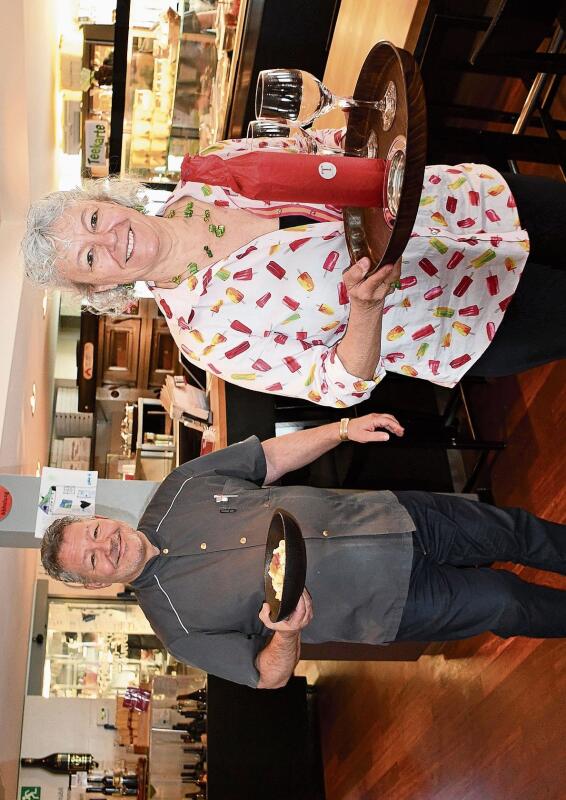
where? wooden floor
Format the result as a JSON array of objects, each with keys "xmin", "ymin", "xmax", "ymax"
[
  {"xmin": 298, "ymin": 362, "xmax": 566, "ymax": 799},
  {"xmin": 298, "ymin": 2, "xmax": 566, "ymax": 797}
]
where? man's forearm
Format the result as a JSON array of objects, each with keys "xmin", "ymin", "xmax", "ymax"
[
  {"xmin": 262, "ymin": 420, "xmax": 343, "ymax": 483},
  {"xmin": 336, "ymin": 303, "xmax": 384, "ymax": 380},
  {"xmin": 256, "ymin": 631, "xmax": 301, "ymax": 689}
]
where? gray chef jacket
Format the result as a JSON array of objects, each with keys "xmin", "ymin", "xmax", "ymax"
[{"xmin": 133, "ymin": 437, "xmax": 415, "ymax": 687}]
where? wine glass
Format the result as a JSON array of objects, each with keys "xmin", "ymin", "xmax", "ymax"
[
  {"xmin": 255, "ymin": 68, "xmax": 397, "ymax": 130},
  {"xmin": 246, "ymin": 119, "xmax": 318, "ymax": 153},
  {"xmin": 247, "ymin": 119, "xmax": 377, "ymax": 158}
]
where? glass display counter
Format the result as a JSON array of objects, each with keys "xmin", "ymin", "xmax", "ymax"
[
  {"xmin": 44, "ymin": 599, "xmax": 168, "ymax": 699},
  {"xmin": 120, "ymin": 0, "xmax": 245, "ymax": 184}
]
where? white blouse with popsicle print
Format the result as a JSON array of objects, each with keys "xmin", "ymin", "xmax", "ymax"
[{"xmin": 149, "ymin": 132, "xmax": 530, "ymax": 407}]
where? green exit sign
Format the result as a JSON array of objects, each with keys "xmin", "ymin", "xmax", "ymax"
[{"xmin": 21, "ymin": 788, "xmax": 41, "ymax": 800}]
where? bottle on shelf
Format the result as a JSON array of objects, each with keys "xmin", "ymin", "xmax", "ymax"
[
  {"xmin": 20, "ymin": 753, "xmax": 98, "ymax": 774},
  {"xmin": 177, "ymin": 688, "xmax": 207, "ymax": 703}
]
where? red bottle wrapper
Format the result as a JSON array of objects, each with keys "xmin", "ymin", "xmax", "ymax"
[{"xmin": 181, "ymin": 151, "xmax": 386, "ymax": 207}]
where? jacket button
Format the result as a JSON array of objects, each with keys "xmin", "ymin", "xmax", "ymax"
[
  {"xmin": 322, "ymin": 530, "xmax": 329, "ymax": 537},
  {"xmin": 162, "ymin": 548, "xmax": 169, "ymax": 555},
  {"xmin": 200, "ymin": 542, "xmax": 207, "ymax": 550},
  {"xmin": 240, "ymin": 536, "xmax": 247, "ymax": 544}
]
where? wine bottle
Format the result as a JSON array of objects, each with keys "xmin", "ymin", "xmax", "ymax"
[
  {"xmin": 20, "ymin": 753, "xmax": 98, "ymax": 774},
  {"xmin": 177, "ymin": 689, "xmax": 206, "ymax": 703}
]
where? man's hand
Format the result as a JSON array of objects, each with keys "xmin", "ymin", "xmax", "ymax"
[
  {"xmin": 259, "ymin": 589, "xmax": 313, "ymax": 633},
  {"xmin": 346, "ymin": 413, "xmax": 405, "ymax": 443},
  {"xmin": 344, "ymin": 256, "xmax": 402, "ymax": 311}
]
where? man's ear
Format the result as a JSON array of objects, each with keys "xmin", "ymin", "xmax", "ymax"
[{"xmin": 84, "ymin": 581, "xmax": 112, "ymax": 590}]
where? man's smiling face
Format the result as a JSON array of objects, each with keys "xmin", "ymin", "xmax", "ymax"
[{"xmin": 57, "ymin": 518, "xmax": 155, "ymax": 587}]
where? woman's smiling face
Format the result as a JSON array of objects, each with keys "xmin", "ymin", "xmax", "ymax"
[{"xmin": 50, "ymin": 201, "xmax": 168, "ymax": 288}]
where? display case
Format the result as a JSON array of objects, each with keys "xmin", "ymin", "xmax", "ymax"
[
  {"xmin": 120, "ymin": 0, "xmax": 245, "ymax": 184},
  {"xmin": 44, "ymin": 599, "xmax": 168, "ymax": 699}
]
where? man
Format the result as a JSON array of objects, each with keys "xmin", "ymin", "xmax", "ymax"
[{"xmin": 41, "ymin": 413, "xmax": 566, "ymax": 689}]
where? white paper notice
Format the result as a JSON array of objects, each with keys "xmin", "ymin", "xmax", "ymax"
[{"xmin": 35, "ymin": 467, "xmax": 98, "ymax": 538}]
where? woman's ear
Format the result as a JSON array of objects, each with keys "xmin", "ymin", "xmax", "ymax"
[{"xmin": 93, "ymin": 283, "xmax": 119, "ymax": 293}]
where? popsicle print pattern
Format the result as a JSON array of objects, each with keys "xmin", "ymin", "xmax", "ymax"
[{"xmin": 155, "ymin": 145, "xmax": 529, "ymax": 405}]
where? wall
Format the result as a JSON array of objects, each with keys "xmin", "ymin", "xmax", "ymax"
[{"xmin": 19, "ymin": 697, "xmax": 119, "ymax": 800}]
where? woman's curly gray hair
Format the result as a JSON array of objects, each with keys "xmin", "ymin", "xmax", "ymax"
[{"xmin": 22, "ymin": 176, "xmax": 149, "ymax": 314}]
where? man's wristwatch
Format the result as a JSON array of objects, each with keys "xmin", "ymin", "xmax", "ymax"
[{"xmin": 339, "ymin": 417, "xmax": 350, "ymax": 441}]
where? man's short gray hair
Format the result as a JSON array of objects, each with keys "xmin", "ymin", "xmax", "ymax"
[
  {"xmin": 22, "ymin": 177, "xmax": 148, "ymax": 314},
  {"xmin": 41, "ymin": 515, "xmax": 91, "ymax": 584}
]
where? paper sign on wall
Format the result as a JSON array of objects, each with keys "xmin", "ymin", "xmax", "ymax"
[
  {"xmin": 84, "ymin": 119, "xmax": 107, "ymax": 165},
  {"xmin": 35, "ymin": 467, "xmax": 97, "ymax": 538}
]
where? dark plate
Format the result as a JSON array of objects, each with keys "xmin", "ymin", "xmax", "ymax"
[
  {"xmin": 264, "ymin": 509, "xmax": 307, "ymax": 623},
  {"xmin": 344, "ymin": 41, "xmax": 427, "ymax": 274}
]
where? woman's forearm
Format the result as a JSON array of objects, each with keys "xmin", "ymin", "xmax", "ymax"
[{"xmin": 336, "ymin": 303, "xmax": 384, "ymax": 380}]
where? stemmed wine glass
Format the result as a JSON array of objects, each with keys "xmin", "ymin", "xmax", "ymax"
[
  {"xmin": 246, "ymin": 119, "xmax": 374, "ymax": 156},
  {"xmin": 255, "ymin": 68, "xmax": 396, "ymax": 131},
  {"xmin": 246, "ymin": 120, "xmax": 319, "ymax": 153}
]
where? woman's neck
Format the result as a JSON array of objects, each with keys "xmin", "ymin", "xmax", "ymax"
[{"xmin": 151, "ymin": 199, "xmax": 278, "ymax": 288}]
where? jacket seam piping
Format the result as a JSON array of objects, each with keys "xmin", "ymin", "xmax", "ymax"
[
  {"xmin": 154, "ymin": 575, "xmax": 190, "ymax": 636},
  {"xmin": 156, "ymin": 476, "xmax": 194, "ymax": 532}
]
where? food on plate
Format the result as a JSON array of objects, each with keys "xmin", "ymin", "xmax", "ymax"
[{"xmin": 268, "ymin": 539, "xmax": 286, "ymax": 601}]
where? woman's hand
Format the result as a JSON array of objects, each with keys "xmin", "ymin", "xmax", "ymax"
[
  {"xmin": 259, "ymin": 589, "xmax": 313, "ymax": 633},
  {"xmin": 346, "ymin": 413, "xmax": 405, "ymax": 443},
  {"xmin": 344, "ymin": 256, "xmax": 402, "ymax": 311}
]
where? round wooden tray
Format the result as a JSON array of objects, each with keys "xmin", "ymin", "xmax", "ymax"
[{"xmin": 344, "ymin": 41, "xmax": 427, "ymax": 274}]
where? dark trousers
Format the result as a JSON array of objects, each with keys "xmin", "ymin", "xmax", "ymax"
[
  {"xmin": 469, "ymin": 172, "xmax": 566, "ymax": 377},
  {"xmin": 393, "ymin": 491, "xmax": 566, "ymax": 641}
]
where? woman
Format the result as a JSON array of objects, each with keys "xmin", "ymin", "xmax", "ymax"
[{"xmin": 22, "ymin": 130, "xmax": 565, "ymax": 408}]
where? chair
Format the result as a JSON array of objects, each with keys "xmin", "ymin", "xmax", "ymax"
[{"xmin": 416, "ymin": 0, "xmax": 566, "ymax": 175}]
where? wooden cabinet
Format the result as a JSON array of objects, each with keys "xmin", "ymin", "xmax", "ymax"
[
  {"xmin": 101, "ymin": 316, "xmax": 142, "ymax": 385},
  {"xmin": 97, "ymin": 299, "xmax": 181, "ymax": 389}
]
